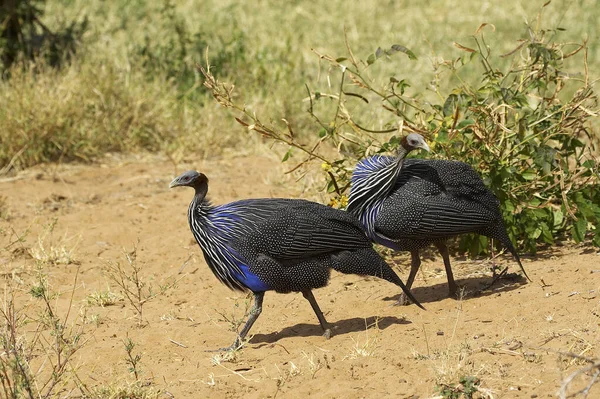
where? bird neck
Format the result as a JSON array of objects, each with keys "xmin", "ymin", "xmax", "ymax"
[
  {"xmin": 396, "ymin": 144, "xmax": 410, "ymax": 161},
  {"xmin": 347, "ymin": 150, "xmax": 408, "ymax": 233},
  {"xmin": 187, "ymin": 194, "xmax": 250, "ymax": 292},
  {"xmin": 192, "ymin": 180, "xmax": 209, "ymax": 203}
]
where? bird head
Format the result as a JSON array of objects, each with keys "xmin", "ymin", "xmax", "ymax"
[
  {"xmin": 400, "ymin": 133, "xmax": 430, "ymax": 153},
  {"xmin": 169, "ymin": 170, "xmax": 208, "ymax": 189}
]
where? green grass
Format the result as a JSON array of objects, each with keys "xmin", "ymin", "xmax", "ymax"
[{"xmin": 1, "ymin": 0, "xmax": 598, "ymax": 171}]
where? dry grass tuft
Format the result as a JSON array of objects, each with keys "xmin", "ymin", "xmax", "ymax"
[
  {"xmin": 85, "ymin": 288, "xmax": 122, "ymax": 308},
  {"xmin": 28, "ymin": 218, "xmax": 81, "ymax": 266}
]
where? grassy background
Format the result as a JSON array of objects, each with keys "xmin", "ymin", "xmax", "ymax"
[{"xmin": 1, "ymin": 0, "xmax": 598, "ymax": 170}]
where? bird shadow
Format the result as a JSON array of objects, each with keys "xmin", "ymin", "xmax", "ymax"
[
  {"xmin": 250, "ymin": 315, "xmax": 410, "ymax": 346},
  {"xmin": 383, "ymin": 273, "xmax": 529, "ymax": 305}
]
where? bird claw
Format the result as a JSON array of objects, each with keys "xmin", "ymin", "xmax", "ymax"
[
  {"xmin": 322, "ymin": 328, "xmax": 333, "ymax": 340},
  {"xmin": 205, "ymin": 346, "xmax": 235, "ymax": 353},
  {"xmin": 394, "ymin": 293, "xmax": 412, "ymax": 306},
  {"xmin": 448, "ymin": 285, "xmax": 459, "ymax": 298},
  {"xmin": 205, "ymin": 341, "xmax": 242, "ymax": 353}
]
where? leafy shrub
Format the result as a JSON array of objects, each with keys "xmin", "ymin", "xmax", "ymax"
[
  {"xmin": 0, "ymin": 0, "xmax": 87, "ymax": 72},
  {"xmin": 436, "ymin": 375, "xmax": 482, "ymax": 399},
  {"xmin": 201, "ymin": 8, "xmax": 599, "ymax": 254},
  {"xmin": 133, "ymin": 0, "xmax": 247, "ymax": 101}
]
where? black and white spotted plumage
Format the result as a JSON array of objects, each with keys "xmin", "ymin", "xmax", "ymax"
[
  {"xmin": 376, "ymin": 158, "xmax": 522, "ymax": 254},
  {"xmin": 348, "ymin": 135, "xmax": 529, "ymax": 301},
  {"xmin": 170, "ymin": 170, "xmax": 422, "ymax": 350}
]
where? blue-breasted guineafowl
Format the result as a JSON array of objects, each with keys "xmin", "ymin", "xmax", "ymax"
[
  {"xmin": 170, "ymin": 170, "xmax": 423, "ymax": 350},
  {"xmin": 346, "ymin": 133, "xmax": 530, "ymax": 304}
]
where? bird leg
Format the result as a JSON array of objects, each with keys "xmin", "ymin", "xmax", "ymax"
[
  {"xmin": 301, "ymin": 290, "xmax": 332, "ymax": 339},
  {"xmin": 211, "ymin": 291, "xmax": 264, "ymax": 352},
  {"xmin": 434, "ymin": 241, "xmax": 458, "ymax": 298},
  {"xmin": 396, "ymin": 250, "xmax": 421, "ymax": 306},
  {"xmin": 490, "ymin": 238, "xmax": 499, "ymax": 278}
]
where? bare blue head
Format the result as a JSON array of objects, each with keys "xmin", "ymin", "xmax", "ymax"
[
  {"xmin": 400, "ymin": 133, "xmax": 430, "ymax": 153},
  {"xmin": 169, "ymin": 170, "xmax": 208, "ymax": 194}
]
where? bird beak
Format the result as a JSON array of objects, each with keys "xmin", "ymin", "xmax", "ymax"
[
  {"xmin": 420, "ymin": 141, "xmax": 431, "ymax": 152},
  {"xmin": 169, "ymin": 178, "xmax": 180, "ymax": 189}
]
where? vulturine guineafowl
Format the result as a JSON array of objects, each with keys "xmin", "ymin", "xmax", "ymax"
[
  {"xmin": 346, "ymin": 133, "xmax": 530, "ymax": 304},
  {"xmin": 170, "ymin": 170, "xmax": 423, "ymax": 351}
]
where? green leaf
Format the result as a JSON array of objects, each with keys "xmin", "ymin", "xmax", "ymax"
[
  {"xmin": 366, "ymin": 53, "xmax": 376, "ymax": 65},
  {"xmin": 528, "ymin": 197, "xmax": 541, "ymax": 207},
  {"xmin": 335, "ymin": 57, "xmax": 347, "ymax": 62},
  {"xmin": 391, "ymin": 44, "xmax": 417, "ymax": 60},
  {"xmin": 395, "ymin": 79, "xmax": 410, "ymax": 95},
  {"xmin": 583, "ymin": 160, "xmax": 596, "ymax": 168},
  {"xmin": 532, "ymin": 208, "xmax": 549, "ymax": 220},
  {"xmin": 592, "ymin": 230, "xmax": 600, "ymax": 247},
  {"xmin": 375, "ymin": 47, "xmax": 384, "ymax": 59},
  {"xmin": 281, "ymin": 148, "xmax": 293, "ymax": 162},
  {"xmin": 442, "ymin": 94, "xmax": 464, "ymax": 117},
  {"xmin": 456, "ymin": 119, "xmax": 475, "ymax": 129},
  {"xmin": 569, "ymin": 138, "xmax": 585, "ymax": 148},
  {"xmin": 522, "ymin": 170, "xmax": 536, "ymax": 181},
  {"xmin": 504, "ymin": 200, "xmax": 515, "ymax": 212},
  {"xmin": 326, "ymin": 180, "xmax": 337, "ymax": 193},
  {"xmin": 553, "ymin": 209, "xmax": 564, "ymax": 228},
  {"xmin": 540, "ymin": 222, "xmax": 553, "ymax": 243},
  {"xmin": 436, "ymin": 130, "xmax": 449, "ymax": 143},
  {"xmin": 533, "ymin": 145, "xmax": 557, "ymax": 175},
  {"xmin": 571, "ymin": 218, "xmax": 587, "ymax": 243}
]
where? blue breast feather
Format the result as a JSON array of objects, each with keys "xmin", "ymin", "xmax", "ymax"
[
  {"xmin": 230, "ymin": 262, "xmax": 271, "ymax": 292},
  {"xmin": 206, "ymin": 202, "xmax": 277, "ymax": 292}
]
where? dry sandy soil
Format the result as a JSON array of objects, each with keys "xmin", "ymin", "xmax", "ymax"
[{"xmin": 1, "ymin": 153, "xmax": 599, "ymax": 399}]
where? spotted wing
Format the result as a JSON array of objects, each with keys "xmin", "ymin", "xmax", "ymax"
[
  {"xmin": 376, "ymin": 162, "xmax": 498, "ymax": 241},
  {"xmin": 238, "ymin": 201, "xmax": 371, "ymax": 261}
]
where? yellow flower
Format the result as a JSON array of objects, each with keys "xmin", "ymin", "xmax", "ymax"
[
  {"xmin": 321, "ymin": 162, "xmax": 332, "ymax": 172},
  {"xmin": 328, "ymin": 195, "xmax": 348, "ymax": 209},
  {"xmin": 340, "ymin": 195, "xmax": 349, "ymax": 208}
]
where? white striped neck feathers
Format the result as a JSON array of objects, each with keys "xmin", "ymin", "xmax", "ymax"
[{"xmin": 346, "ymin": 133, "xmax": 430, "ymax": 232}]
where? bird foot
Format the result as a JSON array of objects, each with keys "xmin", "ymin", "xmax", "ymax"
[
  {"xmin": 322, "ymin": 328, "xmax": 333, "ymax": 340},
  {"xmin": 205, "ymin": 346, "xmax": 236, "ymax": 353},
  {"xmin": 205, "ymin": 340, "xmax": 242, "ymax": 353},
  {"xmin": 448, "ymin": 282, "xmax": 469, "ymax": 299},
  {"xmin": 394, "ymin": 293, "xmax": 412, "ymax": 306},
  {"xmin": 448, "ymin": 286, "xmax": 459, "ymax": 298}
]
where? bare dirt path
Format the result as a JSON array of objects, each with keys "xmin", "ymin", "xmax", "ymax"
[{"xmin": 1, "ymin": 154, "xmax": 599, "ymax": 398}]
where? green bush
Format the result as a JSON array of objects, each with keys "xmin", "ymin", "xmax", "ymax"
[
  {"xmin": 202, "ymin": 8, "xmax": 599, "ymax": 254},
  {"xmin": 0, "ymin": 0, "xmax": 87, "ymax": 72},
  {"xmin": 133, "ymin": 0, "xmax": 247, "ymax": 101}
]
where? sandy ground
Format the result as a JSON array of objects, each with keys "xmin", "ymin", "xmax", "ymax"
[{"xmin": 1, "ymin": 153, "xmax": 599, "ymax": 399}]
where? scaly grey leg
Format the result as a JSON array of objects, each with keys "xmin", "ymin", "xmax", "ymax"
[
  {"xmin": 302, "ymin": 290, "xmax": 332, "ymax": 339},
  {"xmin": 397, "ymin": 249, "xmax": 421, "ymax": 306},
  {"xmin": 211, "ymin": 291, "xmax": 264, "ymax": 352},
  {"xmin": 434, "ymin": 241, "xmax": 457, "ymax": 297}
]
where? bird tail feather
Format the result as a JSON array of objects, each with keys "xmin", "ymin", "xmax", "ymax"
[
  {"xmin": 489, "ymin": 224, "xmax": 531, "ymax": 282},
  {"xmin": 332, "ymin": 249, "xmax": 425, "ymax": 310}
]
